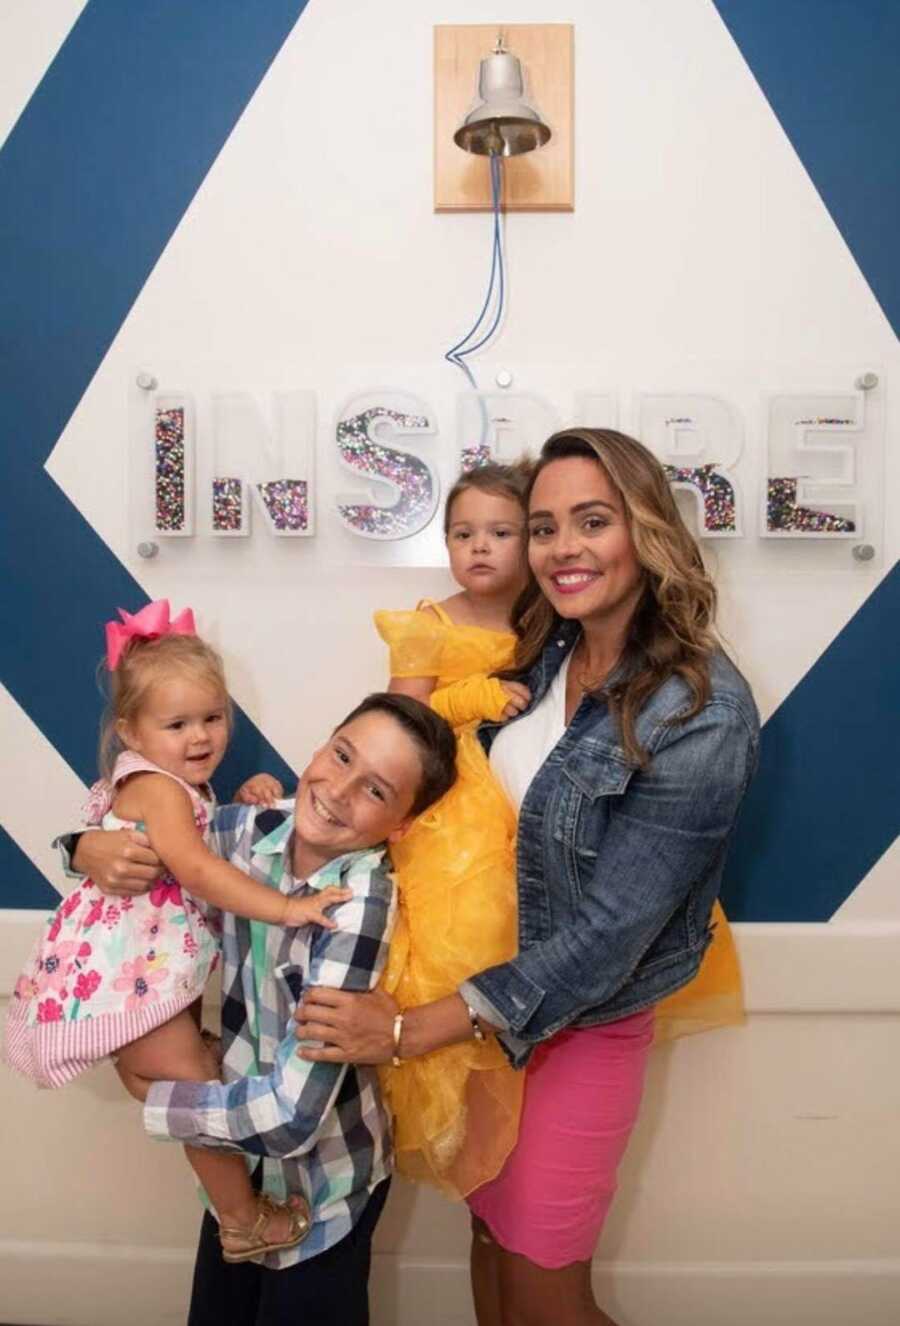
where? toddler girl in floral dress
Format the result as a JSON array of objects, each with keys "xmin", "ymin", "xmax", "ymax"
[{"xmin": 4, "ymin": 601, "xmax": 349, "ymax": 1262}]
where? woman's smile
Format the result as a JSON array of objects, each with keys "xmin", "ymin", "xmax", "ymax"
[
  {"xmin": 528, "ymin": 457, "xmax": 643, "ymax": 628},
  {"xmin": 549, "ymin": 569, "xmax": 601, "ymax": 594}
]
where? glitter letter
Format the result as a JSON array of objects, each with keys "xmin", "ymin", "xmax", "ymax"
[
  {"xmin": 336, "ymin": 394, "xmax": 438, "ymax": 540},
  {"xmin": 763, "ymin": 394, "xmax": 864, "ymax": 537},
  {"xmin": 457, "ymin": 391, "xmax": 559, "ymax": 473},
  {"xmin": 662, "ymin": 464, "xmax": 738, "ymax": 535},
  {"xmin": 152, "ymin": 396, "xmax": 194, "ymax": 536},
  {"xmin": 211, "ymin": 391, "xmax": 315, "ymax": 537},
  {"xmin": 211, "ymin": 476, "xmax": 246, "ymax": 534},
  {"xmin": 254, "ymin": 479, "xmax": 309, "ymax": 535},
  {"xmin": 765, "ymin": 476, "xmax": 855, "ymax": 534},
  {"xmin": 638, "ymin": 394, "xmax": 742, "ymax": 537}
]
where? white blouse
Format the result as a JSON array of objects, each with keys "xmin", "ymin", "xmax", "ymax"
[{"xmin": 489, "ymin": 652, "xmax": 573, "ymax": 812}]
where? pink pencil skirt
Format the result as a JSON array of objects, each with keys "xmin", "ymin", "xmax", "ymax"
[{"xmin": 467, "ymin": 1008, "xmax": 655, "ymax": 1269}]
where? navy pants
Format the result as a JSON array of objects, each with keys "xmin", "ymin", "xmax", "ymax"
[{"xmin": 186, "ymin": 1180, "xmax": 390, "ymax": 1326}]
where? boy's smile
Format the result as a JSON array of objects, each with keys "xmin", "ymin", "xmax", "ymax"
[{"xmin": 291, "ymin": 711, "xmax": 422, "ymax": 879}]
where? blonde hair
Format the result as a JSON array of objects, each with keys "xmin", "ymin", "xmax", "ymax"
[
  {"xmin": 98, "ymin": 634, "xmax": 231, "ymax": 779},
  {"xmin": 507, "ymin": 428, "xmax": 719, "ymax": 766}
]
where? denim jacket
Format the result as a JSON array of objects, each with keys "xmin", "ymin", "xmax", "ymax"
[{"xmin": 465, "ymin": 619, "xmax": 759, "ymax": 1067}]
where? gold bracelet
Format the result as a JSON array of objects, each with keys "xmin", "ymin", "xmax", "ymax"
[
  {"xmin": 391, "ymin": 1011, "xmax": 405, "ymax": 1068},
  {"xmin": 466, "ymin": 1003, "xmax": 486, "ymax": 1042}
]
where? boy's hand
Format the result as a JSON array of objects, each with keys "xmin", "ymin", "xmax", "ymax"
[
  {"xmin": 234, "ymin": 773, "xmax": 284, "ymax": 807},
  {"xmin": 283, "ymin": 886, "xmax": 353, "ymax": 930},
  {"xmin": 498, "ymin": 681, "xmax": 531, "ymax": 721}
]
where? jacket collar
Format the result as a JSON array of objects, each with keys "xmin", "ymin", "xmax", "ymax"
[{"xmin": 479, "ymin": 617, "xmax": 639, "ymax": 751}]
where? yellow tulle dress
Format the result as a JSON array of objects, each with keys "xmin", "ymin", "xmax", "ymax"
[
  {"xmin": 374, "ymin": 602, "xmax": 744, "ymax": 1196},
  {"xmin": 374, "ymin": 601, "xmax": 523, "ymax": 1199},
  {"xmin": 654, "ymin": 907, "xmax": 745, "ymax": 1043}
]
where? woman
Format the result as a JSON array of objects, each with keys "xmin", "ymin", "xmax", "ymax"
[{"xmin": 295, "ymin": 428, "xmax": 760, "ymax": 1326}]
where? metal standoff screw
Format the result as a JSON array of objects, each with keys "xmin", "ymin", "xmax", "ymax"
[
  {"xmin": 137, "ymin": 541, "xmax": 159, "ymax": 559},
  {"xmin": 854, "ymin": 372, "xmax": 878, "ymax": 392},
  {"xmin": 851, "ymin": 544, "xmax": 875, "ymax": 562},
  {"xmin": 136, "ymin": 372, "xmax": 158, "ymax": 391}
]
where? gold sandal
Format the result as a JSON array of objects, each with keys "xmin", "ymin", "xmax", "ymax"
[{"xmin": 219, "ymin": 1193, "xmax": 311, "ymax": 1264}]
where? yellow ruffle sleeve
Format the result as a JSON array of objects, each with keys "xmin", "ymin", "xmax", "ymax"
[
  {"xmin": 430, "ymin": 675, "xmax": 509, "ymax": 726},
  {"xmin": 374, "ymin": 606, "xmax": 516, "ymax": 688},
  {"xmin": 374, "ymin": 609, "xmax": 448, "ymax": 679}
]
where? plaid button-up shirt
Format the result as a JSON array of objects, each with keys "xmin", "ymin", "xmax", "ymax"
[{"xmin": 143, "ymin": 800, "xmax": 396, "ymax": 1270}]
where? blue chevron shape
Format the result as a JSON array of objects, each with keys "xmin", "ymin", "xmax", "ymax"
[
  {"xmin": 712, "ymin": 1, "xmax": 900, "ymax": 914},
  {"xmin": 721, "ymin": 561, "xmax": 900, "ymax": 920},
  {"xmin": 0, "ymin": 0, "xmax": 307, "ymax": 906},
  {"xmin": 713, "ymin": 0, "xmax": 900, "ymax": 339}
]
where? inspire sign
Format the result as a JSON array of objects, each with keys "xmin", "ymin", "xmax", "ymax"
[{"xmin": 128, "ymin": 375, "xmax": 885, "ymax": 569}]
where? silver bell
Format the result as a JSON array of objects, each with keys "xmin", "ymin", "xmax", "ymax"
[{"xmin": 454, "ymin": 36, "xmax": 551, "ymax": 158}]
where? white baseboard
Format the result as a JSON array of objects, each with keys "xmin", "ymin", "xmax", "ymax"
[{"xmin": 2, "ymin": 1242, "xmax": 898, "ymax": 1326}]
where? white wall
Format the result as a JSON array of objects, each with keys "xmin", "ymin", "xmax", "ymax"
[{"xmin": 2, "ymin": 2, "xmax": 899, "ymax": 1323}]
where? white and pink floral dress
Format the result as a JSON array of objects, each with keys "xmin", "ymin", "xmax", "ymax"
[{"xmin": 5, "ymin": 752, "xmax": 221, "ymax": 1088}]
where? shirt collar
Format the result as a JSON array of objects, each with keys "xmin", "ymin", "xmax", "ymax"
[
  {"xmin": 252, "ymin": 805, "xmax": 386, "ymax": 890},
  {"xmin": 303, "ymin": 848, "xmax": 386, "ymax": 891},
  {"xmin": 252, "ymin": 807, "xmax": 294, "ymax": 857}
]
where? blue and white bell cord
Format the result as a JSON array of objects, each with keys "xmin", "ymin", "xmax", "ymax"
[{"xmin": 444, "ymin": 155, "xmax": 506, "ymax": 446}]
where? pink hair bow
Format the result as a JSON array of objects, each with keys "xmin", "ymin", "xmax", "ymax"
[{"xmin": 105, "ymin": 599, "xmax": 196, "ymax": 671}]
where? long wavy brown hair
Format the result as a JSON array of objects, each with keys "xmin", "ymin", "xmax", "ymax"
[{"xmin": 506, "ymin": 428, "xmax": 719, "ymax": 765}]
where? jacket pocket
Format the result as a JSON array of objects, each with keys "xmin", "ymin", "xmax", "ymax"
[
  {"xmin": 562, "ymin": 740, "xmax": 634, "ymax": 800},
  {"xmin": 552, "ymin": 744, "xmax": 636, "ymax": 906},
  {"xmin": 628, "ymin": 927, "xmax": 709, "ymax": 983},
  {"xmin": 559, "ymin": 742, "xmax": 635, "ymax": 861}
]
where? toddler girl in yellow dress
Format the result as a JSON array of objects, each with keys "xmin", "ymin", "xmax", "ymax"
[
  {"xmin": 375, "ymin": 463, "xmax": 532, "ymax": 1199},
  {"xmin": 375, "ymin": 460, "xmax": 746, "ymax": 1201}
]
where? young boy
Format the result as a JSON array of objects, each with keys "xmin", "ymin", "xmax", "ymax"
[{"xmin": 67, "ymin": 693, "xmax": 457, "ymax": 1326}]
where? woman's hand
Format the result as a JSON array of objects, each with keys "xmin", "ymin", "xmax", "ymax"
[
  {"xmin": 294, "ymin": 987, "xmax": 398, "ymax": 1064},
  {"xmin": 499, "ymin": 681, "xmax": 531, "ymax": 721},
  {"xmin": 73, "ymin": 828, "xmax": 162, "ymax": 897},
  {"xmin": 234, "ymin": 773, "xmax": 284, "ymax": 807}
]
